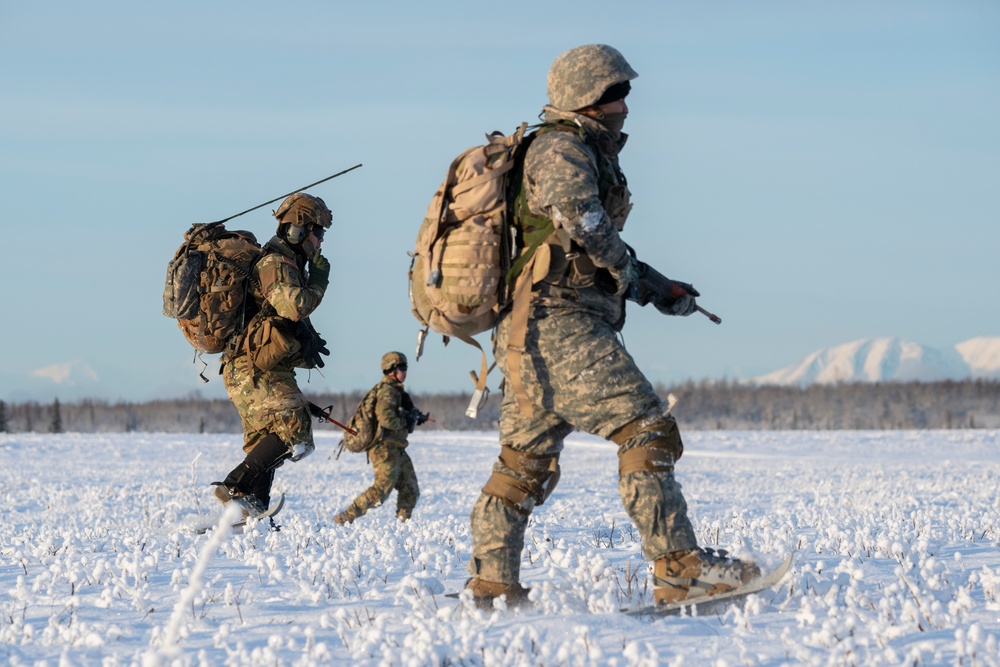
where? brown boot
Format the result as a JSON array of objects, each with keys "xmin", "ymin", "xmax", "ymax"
[
  {"xmin": 653, "ymin": 548, "xmax": 761, "ymax": 604},
  {"xmin": 333, "ymin": 511, "xmax": 355, "ymax": 525},
  {"xmin": 213, "ymin": 485, "xmax": 232, "ymax": 504},
  {"xmin": 466, "ymin": 578, "xmax": 531, "ymax": 609}
]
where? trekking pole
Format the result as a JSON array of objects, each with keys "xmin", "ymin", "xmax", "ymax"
[
  {"xmin": 215, "ymin": 164, "xmax": 363, "ymax": 224},
  {"xmin": 697, "ymin": 306, "xmax": 722, "ymax": 325}
]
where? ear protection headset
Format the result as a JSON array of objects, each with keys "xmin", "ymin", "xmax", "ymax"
[{"xmin": 286, "ymin": 223, "xmax": 308, "ymax": 244}]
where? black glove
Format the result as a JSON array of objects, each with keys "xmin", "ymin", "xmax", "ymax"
[
  {"xmin": 297, "ymin": 323, "xmax": 330, "ymax": 369},
  {"xmin": 655, "ymin": 279, "xmax": 698, "ymax": 317},
  {"xmin": 631, "ymin": 261, "xmax": 700, "ymax": 317},
  {"xmin": 403, "ymin": 410, "xmax": 417, "ymax": 434}
]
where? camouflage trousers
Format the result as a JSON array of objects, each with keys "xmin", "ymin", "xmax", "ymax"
[
  {"xmin": 223, "ymin": 355, "xmax": 313, "ymax": 454},
  {"xmin": 469, "ymin": 307, "xmax": 698, "ymax": 585},
  {"xmin": 343, "ymin": 442, "xmax": 420, "ymax": 520}
]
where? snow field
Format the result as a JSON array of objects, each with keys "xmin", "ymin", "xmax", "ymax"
[{"xmin": 1, "ymin": 429, "xmax": 998, "ymax": 666}]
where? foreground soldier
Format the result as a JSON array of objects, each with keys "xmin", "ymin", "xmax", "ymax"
[
  {"xmin": 214, "ymin": 193, "xmax": 332, "ymax": 515},
  {"xmin": 467, "ymin": 44, "xmax": 759, "ymax": 606},
  {"xmin": 335, "ymin": 352, "xmax": 426, "ymax": 524}
]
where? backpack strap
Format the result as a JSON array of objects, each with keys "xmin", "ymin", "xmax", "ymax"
[
  {"xmin": 502, "ymin": 122, "xmax": 582, "ymax": 418},
  {"xmin": 505, "ymin": 263, "xmax": 535, "ymax": 418}
]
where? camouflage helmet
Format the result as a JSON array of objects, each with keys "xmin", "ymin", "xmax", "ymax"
[
  {"xmin": 547, "ymin": 44, "xmax": 638, "ymax": 112},
  {"xmin": 381, "ymin": 351, "xmax": 408, "ymax": 372},
  {"xmin": 273, "ymin": 192, "xmax": 333, "ymax": 230}
]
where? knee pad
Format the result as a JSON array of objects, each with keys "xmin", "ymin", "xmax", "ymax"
[
  {"xmin": 617, "ymin": 446, "xmax": 675, "ymax": 477},
  {"xmin": 481, "ymin": 445, "xmax": 561, "ymax": 514},
  {"xmin": 610, "ymin": 414, "xmax": 683, "ymax": 476}
]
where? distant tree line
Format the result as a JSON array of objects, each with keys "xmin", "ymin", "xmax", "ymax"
[{"xmin": 0, "ymin": 380, "xmax": 997, "ymax": 434}]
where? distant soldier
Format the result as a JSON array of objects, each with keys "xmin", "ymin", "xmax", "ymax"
[
  {"xmin": 335, "ymin": 352, "xmax": 427, "ymax": 524},
  {"xmin": 214, "ymin": 193, "xmax": 332, "ymax": 515},
  {"xmin": 466, "ymin": 45, "xmax": 760, "ymax": 606}
]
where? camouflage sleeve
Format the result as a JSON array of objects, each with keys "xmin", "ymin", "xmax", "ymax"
[
  {"xmin": 375, "ymin": 381, "xmax": 408, "ymax": 432},
  {"xmin": 524, "ymin": 131, "xmax": 628, "ymax": 269},
  {"xmin": 256, "ymin": 254, "xmax": 324, "ymax": 321}
]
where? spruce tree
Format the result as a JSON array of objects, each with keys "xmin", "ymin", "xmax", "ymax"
[
  {"xmin": 0, "ymin": 400, "xmax": 8, "ymax": 433},
  {"xmin": 50, "ymin": 398, "xmax": 63, "ymax": 434}
]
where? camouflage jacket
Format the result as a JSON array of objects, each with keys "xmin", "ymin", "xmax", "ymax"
[
  {"xmin": 374, "ymin": 375, "xmax": 411, "ymax": 448},
  {"xmin": 520, "ymin": 106, "xmax": 633, "ymax": 325},
  {"xmin": 224, "ymin": 236, "xmax": 325, "ymax": 367},
  {"xmin": 251, "ymin": 236, "xmax": 325, "ymax": 321}
]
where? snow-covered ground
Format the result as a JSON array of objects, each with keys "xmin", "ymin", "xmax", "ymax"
[{"xmin": 2, "ymin": 429, "xmax": 999, "ymax": 666}]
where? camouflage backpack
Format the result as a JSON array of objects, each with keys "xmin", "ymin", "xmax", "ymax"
[
  {"xmin": 162, "ymin": 221, "xmax": 262, "ymax": 355},
  {"xmin": 339, "ymin": 384, "xmax": 381, "ymax": 453},
  {"xmin": 409, "ymin": 123, "xmax": 542, "ymax": 417}
]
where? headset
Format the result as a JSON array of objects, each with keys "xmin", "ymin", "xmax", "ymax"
[{"xmin": 286, "ymin": 223, "xmax": 308, "ymax": 245}]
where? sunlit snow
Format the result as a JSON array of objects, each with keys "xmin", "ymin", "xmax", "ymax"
[{"xmin": 2, "ymin": 429, "xmax": 998, "ymax": 665}]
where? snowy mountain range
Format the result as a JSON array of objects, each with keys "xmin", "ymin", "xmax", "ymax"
[
  {"xmin": 753, "ymin": 337, "xmax": 1000, "ymax": 386},
  {"xmin": 6, "ymin": 337, "xmax": 999, "ymax": 402}
]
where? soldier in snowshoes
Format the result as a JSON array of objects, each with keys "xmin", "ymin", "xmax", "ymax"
[
  {"xmin": 466, "ymin": 44, "xmax": 760, "ymax": 607},
  {"xmin": 214, "ymin": 193, "xmax": 333, "ymax": 517},
  {"xmin": 334, "ymin": 352, "xmax": 426, "ymax": 524}
]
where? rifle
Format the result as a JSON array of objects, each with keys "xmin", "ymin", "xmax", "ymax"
[
  {"xmin": 213, "ymin": 164, "xmax": 363, "ymax": 224},
  {"xmin": 403, "ymin": 407, "xmax": 434, "ymax": 427},
  {"xmin": 631, "ymin": 261, "xmax": 722, "ymax": 325},
  {"xmin": 308, "ymin": 402, "xmax": 358, "ymax": 436}
]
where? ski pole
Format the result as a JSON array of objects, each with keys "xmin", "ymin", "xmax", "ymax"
[{"xmin": 216, "ymin": 163, "xmax": 363, "ymax": 224}]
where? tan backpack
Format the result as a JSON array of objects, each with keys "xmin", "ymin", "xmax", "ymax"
[
  {"xmin": 163, "ymin": 222, "xmax": 262, "ymax": 355},
  {"xmin": 409, "ymin": 124, "xmax": 538, "ymax": 417},
  {"xmin": 338, "ymin": 384, "xmax": 381, "ymax": 454}
]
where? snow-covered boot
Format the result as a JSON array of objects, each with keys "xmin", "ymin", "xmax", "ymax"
[
  {"xmin": 653, "ymin": 547, "xmax": 761, "ymax": 604},
  {"xmin": 211, "ymin": 483, "xmax": 266, "ymax": 518},
  {"xmin": 231, "ymin": 494, "xmax": 267, "ymax": 519},
  {"xmin": 466, "ymin": 578, "xmax": 531, "ymax": 609}
]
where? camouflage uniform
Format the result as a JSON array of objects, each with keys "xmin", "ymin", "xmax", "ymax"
[
  {"xmin": 224, "ymin": 236, "xmax": 323, "ymax": 454},
  {"xmin": 339, "ymin": 374, "xmax": 420, "ymax": 521},
  {"xmin": 217, "ymin": 229, "xmax": 329, "ymax": 509},
  {"xmin": 468, "ymin": 49, "xmax": 700, "ymax": 589}
]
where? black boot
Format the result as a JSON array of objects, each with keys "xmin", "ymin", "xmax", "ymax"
[{"xmin": 220, "ymin": 434, "xmax": 290, "ymax": 510}]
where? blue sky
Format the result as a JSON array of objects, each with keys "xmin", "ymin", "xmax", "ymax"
[{"xmin": 1, "ymin": 1, "xmax": 997, "ymax": 403}]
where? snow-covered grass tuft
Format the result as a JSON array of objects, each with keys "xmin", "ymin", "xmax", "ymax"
[{"xmin": 1, "ymin": 429, "xmax": 998, "ymax": 665}]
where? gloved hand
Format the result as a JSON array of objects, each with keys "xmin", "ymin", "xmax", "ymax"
[
  {"xmin": 653, "ymin": 279, "xmax": 699, "ymax": 317},
  {"xmin": 298, "ymin": 326, "xmax": 330, "ymax": 368},
  {"xmin": 630, "ymin": 261, "xmax": 701, "ymax": 317},
  {"xmin": 608, "ymin": 254, "xmax": 639, "ymax": 297},
  {"xmin": 308, "ymin": 253, "xmax": 331, "ymax": 292}
]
